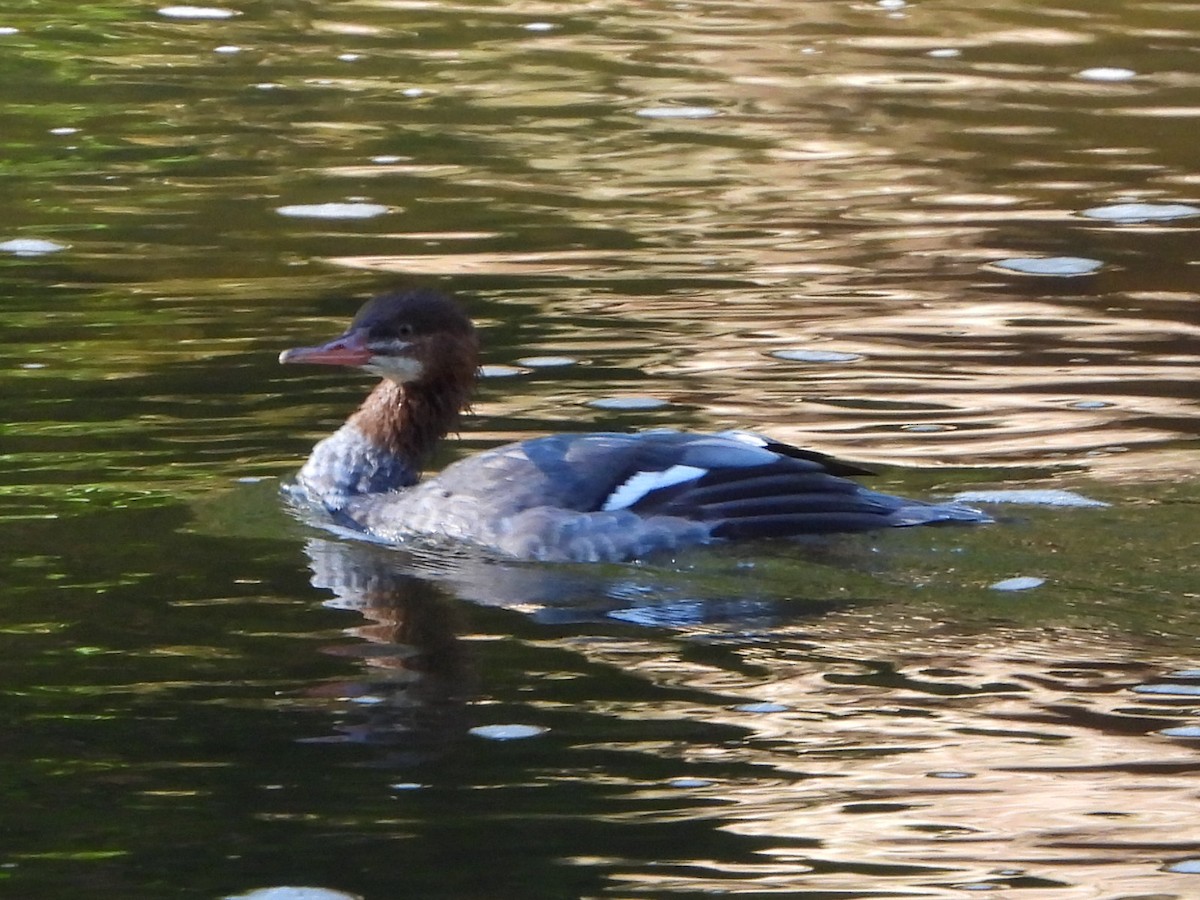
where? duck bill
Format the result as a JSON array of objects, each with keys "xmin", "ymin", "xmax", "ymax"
[{"xmin": 279, "ymin": 328, "xmax": 372, "ymax": 366}]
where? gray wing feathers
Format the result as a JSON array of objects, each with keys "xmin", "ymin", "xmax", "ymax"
[{"xmin": 323, "ymin": 429, "xmax": 988, "ymax": 562}]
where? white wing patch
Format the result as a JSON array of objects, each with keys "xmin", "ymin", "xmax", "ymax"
[{"xmin": 602, "ymin": 464, "xmax": 707, "ymax": 511}]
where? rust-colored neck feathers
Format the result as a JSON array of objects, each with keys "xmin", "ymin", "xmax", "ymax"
[{"xmin": 348, "ymin": 331, "xmax": 479, "ymax": 470}]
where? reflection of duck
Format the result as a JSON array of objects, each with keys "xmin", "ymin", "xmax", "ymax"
[
  {"xmin": 280, "ymin": 288, "xmax": 989, "ymax": 562},
  {"xmin": 300, "ymin": 537, "xmax": 472, "ymax": 763}
]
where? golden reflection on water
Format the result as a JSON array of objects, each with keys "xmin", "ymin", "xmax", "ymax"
[
  {"xmin": 333, "ymin": 246, "xmax": 1196, "ymax": 466},
  {"xmin": 2, "ymin": 1, "xmax": 1199, "ymax": 896},
  {"xmin": 292, "ymin": 0, "xmax": 1200, "ymax": 476},
  {"xmin": 23, "ymin": 0, "xmax": 1195, "ymax": 480},
  {"xmin": 560, "ymin": 611, "xmax": 1200, "ymax": 895}
]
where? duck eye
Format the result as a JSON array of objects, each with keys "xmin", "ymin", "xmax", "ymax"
[{"xmin": 395, "ymin": 323, "xmax": 414, "ymax": 338}]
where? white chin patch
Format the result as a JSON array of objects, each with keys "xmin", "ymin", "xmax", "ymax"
[
  {"xmin": 366, "ymin": 355, "xmax": 425, "ymax": 384},
  {"xmin": 603, "ymin": 464, "xmax": 707, "ymax": 511}
]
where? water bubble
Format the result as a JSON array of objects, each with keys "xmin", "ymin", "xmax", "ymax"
[
  {"xmin": 733, "ymin": 702, "xmax": 789, "ymax": 713},
  {"xmin": 770, "ymin": 349, "xmax": 863, "ymax": 363},
  {"xmin": 588, "ymin": 396, "xmax": 670, "ymax": 411},
  {"xmin": 0, "ymin": 238, "xmax": 66, "ymax": 256},
  {"xmin": 402, "ymin": 87, "xmax": 427, "ymax": 97},
  {"xmin": 927, "ymin": 48, "xmax": 961, "ymax": 58},
  {"xmin": 901, "ymin": 423, "xmax": 953, "ymax": 433},
  {"xmin": 668, "ymin": 777, "xmax": 714, "ymax": 788},
  {"xmin": 1077, "ymin": 67, "xmax": 1136, "ymax": 81},
  {"xmin": 0, "ymin": 27, "xmax": 20, "ymax": 35},
  {"xmin": 469, "ymin": 724, "xmax": 547, "ymax": 741},
  {"xmin": 515, "ymin": 355, "xmax": 576, "ymax": 368},
  {"xmin": 1133, "ymin": 683, "xmax": 1200, "ymax": 697},
  {"xmin": 636, "ymin": 106, "xmax": 719, "ymax": 119},
  {"xmin": 337, "ymin": 53, "xmax": 362, "ymax": 62},
  {"xmin": 389, "ymin": 782, "xmax": 426, "ymax": 791},
  {"xmin": 927, "ymin": 770, "xmax": 974, "ymax": 779},
  {"xmin": 990, "ymin": 256, "xmax": 1103, "ymax": 276},
  {"xmin": 951, "ymin": 489, "xmax": 1108, "ymax": 508},
  {"xmin": 1160, "ymin": 726, "xmax": 1200, "ymax": 739},
  {"xmin": 214, "ymin": 45, "xmax": 242, "ymax": 54},
  {"xmin": 1069, "ymin": 400, "xmax": 1111, "ymax": 410},
  {"xmin": 371, "ymin": 155, "xmax": 403, "ymax": 164},
  {"xmin": 49, "ymin": 127, "xmax": 79, "ymax": 135},
  {"xmin": 479, "ymin": 364, "xmax": 527, "ymax": 379},
  {"xmin": 225, "ymin": 889, "xmax": 360, "ymax": 900},
  {"xmin": 1081, "ymin": 202, "xmax": 1200, "ymax": 222},
  {"xmin": 158, "ymin": 5, "xmax": 239, "ymax": 18},
  {"xmin": 523, "ymin": 22, "xmax": 556, "ymax": 32},
  {"xmin": 989, "ymin": 576, "xmax": 1046, "ymax": 592},
  {"xmin": 275, "ymin": 202, "xmax": 390, "ymax": 219},
  {"xmin": 1164, "ymin": 859, "xmax": 1200, "ymax": 874}
]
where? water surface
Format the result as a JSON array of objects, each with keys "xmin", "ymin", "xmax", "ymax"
[{"xmin": 1, "ymin": 1, "xmax": 1198, "ymax": 897}]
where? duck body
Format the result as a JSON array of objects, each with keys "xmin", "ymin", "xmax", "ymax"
[{"xmin": 281, "ymin": 289, "xmax": 990, "ymax": 563}]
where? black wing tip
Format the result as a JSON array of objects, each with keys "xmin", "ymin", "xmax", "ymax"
[{"xmin": 762, "ymin": 440, "xmax": 876, "ymax": 477}]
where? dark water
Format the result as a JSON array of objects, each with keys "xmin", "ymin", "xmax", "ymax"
[{"xmin": 2, "ymin": 1, "xmax": 1199, "ymax": 898}]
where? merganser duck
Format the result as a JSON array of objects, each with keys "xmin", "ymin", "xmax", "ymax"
[{"xmin": 280, "ymin": 288, "xmax": 990, "ymax": 562}]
